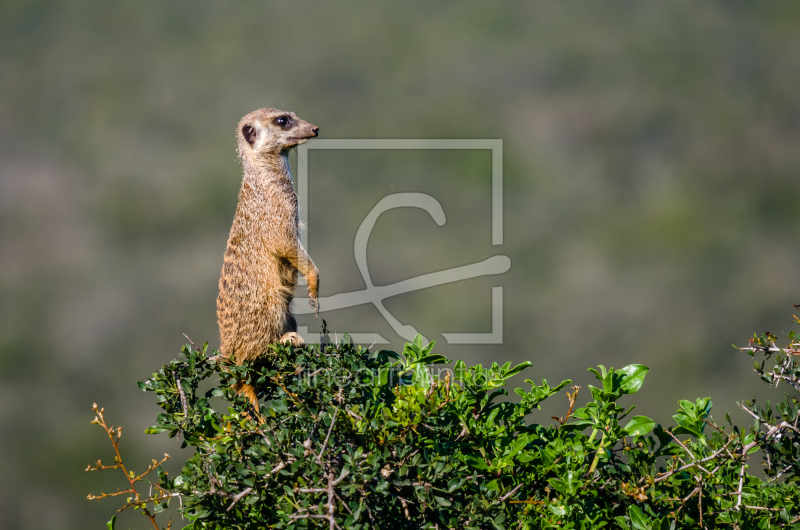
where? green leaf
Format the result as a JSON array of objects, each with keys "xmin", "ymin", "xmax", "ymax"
[
  {"xmin": 454, "ymin": 359, "xmax": 467, "ymax": 379},
  {"xmin": 628, "ymin": 505, "xmax": 651, "ymax": 530},
  {"xmin": 434, "ymin": 495, "xmax": 451, "ymax": 507},
  {"xmin": 107, "ymin": 516, "xmax": 116, "ymax": 530},
  {"xmin": 503, "ymin": 361, "xmax": 532, "ymax": 379},
  {"xmin": 376, "ymin": 349, "xmax": 401, "ymax": 361},
  {"xmin": 447, "ymin": 478, "xmax": 461, "ymax": 492},
  {"xmin": 617, "ymin": 364, "xmax": 649, "ymax": 395},
  {"xmin": 460, "ymin": 455, "xmax": 488, "ymax": 470},
  {"xmin": 416, "ymin": 354, "xmax": 449, "ymax": 365},
  {"xmin": 144, "ymin": 425, "xmax": 173, "ymax": 435},
  {"xmin": 503, "ymin": 434, "xmax": 529, "ymax": 461},
  {"xmin": 588, "ymin": 365, "xmax": 608, "ymax": 384},
  {"xmin": 269, "ymin": 399, "xmax": 288, "ymax": 414},
  {"xmin": 420, "ymin": 339, "xmax": 436, "ymax": 357},
  {"xmin": 624, "ymin": 415, "xmax": 656, "ymax": 437},
  {"xmin": 413, "ymin": 363, "xmax": 432, "ymax": 389},
  {"xmin": 562, "ymin": 418, "xmax": 594, "ymax": 431}
]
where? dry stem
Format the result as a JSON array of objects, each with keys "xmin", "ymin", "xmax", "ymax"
[{"xmin": 86, "ymin": 404, "xmax": 171, "ymax": 530}]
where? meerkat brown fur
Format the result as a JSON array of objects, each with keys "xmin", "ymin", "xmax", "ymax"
[{"xmin": 217, "ymin": 108, "xmax": 320, "ymax": 409}]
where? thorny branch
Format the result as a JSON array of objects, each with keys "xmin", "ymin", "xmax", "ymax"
[{"xmin": 653, "ymin": 436, "xmax": 735, "ymax": 484}]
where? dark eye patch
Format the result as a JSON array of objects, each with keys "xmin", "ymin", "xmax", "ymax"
[
  {"xmin": 273, "ymin": 116, "xmax": 292, "ymax": 129},
  {"xmin": 242, "ymin": 125, "xmax": 257, "ymax": 145}
]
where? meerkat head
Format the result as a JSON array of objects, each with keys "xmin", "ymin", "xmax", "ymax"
[{"xmin": 237, "ymin": 108, "xmax": 319, "ymax": 158}]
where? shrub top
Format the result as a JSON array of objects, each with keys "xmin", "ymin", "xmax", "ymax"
[{"xmin": 94, "ymin": 330, "xmax": 800, "ymax": 529}]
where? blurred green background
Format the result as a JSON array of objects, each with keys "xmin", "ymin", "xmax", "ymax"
[{"xmin": 3, "ymin": 1, "xmax": 800, "ymax": 528}]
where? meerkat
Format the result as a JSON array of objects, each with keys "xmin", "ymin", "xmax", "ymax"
[{"xmin": 217, "ymin": 108, "xmax": 320, "ymax": 412}]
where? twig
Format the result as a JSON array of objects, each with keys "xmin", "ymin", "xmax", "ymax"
[
  {"xmin": 698, "ymin": 488, "xmax": 703, "ymax": 528},
  {"xmin": 293, "ymin": 471, "xmax": 349, "ymax": 529},
  {"xmin": 86, "ymin": 404, "xmax": 164, "ymax": 530},
  {"xmin": 326, "ymin": 472, "xmax": 337, "ymax": 530},
  {"xmin": 289, "ymin": 513, "xmax": 342, "ymax": 530},
  {"xmin": 683, "ymin": 486, "xmax": 701, "ymax": 504},
  {"xmin": 256, "ymin": 426, "xmax": 272, "ymax": 447},
  {"xmin": 182, "ymin": 333, "xmax": 200, "ymax": 352},
  {"xmin": 331, "ymin": 469, "xmax": 350, "ymax": 486},
  {"xmin": 767, "ymin": 463, "xmax": 794, "ymax": 484},
  {"xmin": 665, "ymin": 430, "xmax": 697, "ymax": 461},
  {"xmin": 316, "ymin": 405, "xmax": 340, "ymax": 464},
  {"xmin": 173, "ymin": 372, "xmax": 189, "ymax": 420},
  {"xmin": 398, "ymin": 495, "xmax": 411, "ymax": 520},
  {"xmin": 334, "ymin": 492, "xmax": 352, "ymax": 514},
  {"xmin": 735, "ymin": 463, "xmax": 746, "ymax": 511},
  {"xmin": 226, "ymin": 487, "xmax": 253, "ymax": 512},
  {"xmin": 345, "ymin": 409, "xmax": 364, "ymax": 422},
  {"xmin": 552, "ymin": 386, "xmax": 581, "ymax": 425},
  {"xmin": 738, "ymin": 403, "xmax": 800, "ymax": 439},
  {"xmin": 702, "ymin": 418, "xmax": 725, "ymax": 433},
  {"xmin": 268, "ymin": 461, "xmax": 286, "ymax": 477},
  {"xmin": 587, "ymin": 431, "xmax": 607, "ymax": 476},
  {"xmin": 498, "ymin": 483, "xmax": 523, "ymax": 503},
  {"xmin": 738, "ymin": 345, "xmax": 800, "ymax": 355},
  {"xmin": 653, "ymin": 437, "xmax": 735, "ymax": 483}
]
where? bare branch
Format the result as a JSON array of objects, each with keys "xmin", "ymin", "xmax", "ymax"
[
  {"xmin": 182, "ymin": 333, "xmax": 200, "ymax": 352},
  {"xmin": 654, "ymin": 437, "xmax": 735, "ymax": 484},
  {"xmin": 665, "ymin": 430, "xmax": 697, "ymax": 461},
  {"xmin": 735, "ymin": 463, "xmax": 746, "ymax": 511},
  {"xmin": 498, "ymin": 483, "xmax": 523, "ymax": 503},
  {"xmin": 87, "ymin": 404, "xmax": 162, "ymax": 530},
  {"xmin": 174, "ymin": 372, "xmax": 189, "ymax": 419},
  {"xmin": 226, "ymin": 487, "xmax": 253, "ymax": 512},
  {"xmin": 316, "ymin": 405, "xmax": 340, "ymax": 464}
]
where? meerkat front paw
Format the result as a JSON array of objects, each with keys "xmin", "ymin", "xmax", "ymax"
[
  {"xmin": 308, "ymin": 271, "xmax": 319, "ymax": 316},
  {"xmin": 308, "ymin": 295, "xmax": 319, "ymax": 316},
  {"xmin": 279, "ymin": 331, "xmax": 304, "ymax": 347}
]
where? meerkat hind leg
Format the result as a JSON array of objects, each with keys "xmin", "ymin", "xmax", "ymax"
[
  {"xmin": 233, "ymin": 380, "xmax": 264, "ymax": 423},
  {"xmin": 279, "ymin": 314, "xmax": 304, "ymax": 346},
  {"xmin": 279, "ymin": 332, "xmax": 304, "ymax": 346}
]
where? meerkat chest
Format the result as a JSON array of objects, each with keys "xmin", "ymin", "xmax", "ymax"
[{"xmin": 240, "ymin": 181, "xmax": 296, "ymax": 226}]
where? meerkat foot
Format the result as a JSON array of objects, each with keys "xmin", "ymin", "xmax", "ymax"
[
  {"xmin": 279, "ymin": 332, "xmax": 304, "ymax": 347},
  {"xmin": 234, "ymin": 381, "xmax": 264, "ymax": 424}
]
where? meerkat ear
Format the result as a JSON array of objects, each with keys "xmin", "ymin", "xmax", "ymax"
[{"xmin": 242, "ymin": 125, "xmax": 257, "ymax": 146}]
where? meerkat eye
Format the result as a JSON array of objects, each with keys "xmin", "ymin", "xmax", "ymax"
[
  {"xmin": 242, "ymin": 124, "xmax": 257, "ymax": 145},
  {"xmin": 273, "ymin": 116, "xmax": 291, "ymax": 129}
]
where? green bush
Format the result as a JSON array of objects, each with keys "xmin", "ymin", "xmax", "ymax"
[{"xmin": 90, "ymin": 324, "xmax": 800, "ymax": 529}]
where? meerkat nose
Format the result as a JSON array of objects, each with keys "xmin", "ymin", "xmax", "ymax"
[{"xmin": 311, "ymin": 127, "xmax": 319, "ymax": 137}]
